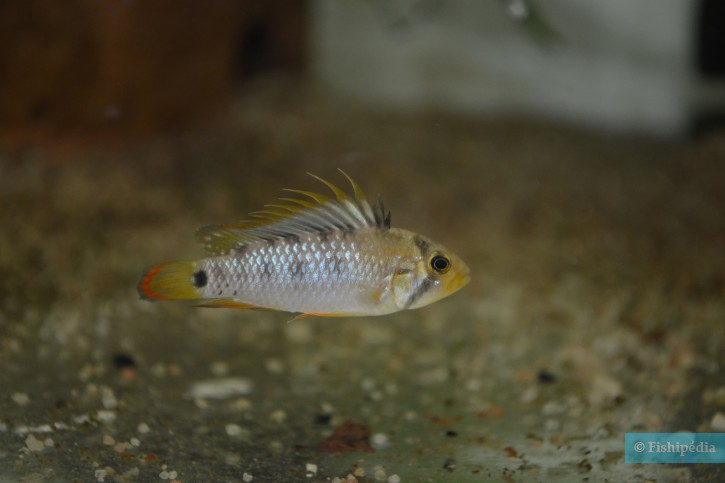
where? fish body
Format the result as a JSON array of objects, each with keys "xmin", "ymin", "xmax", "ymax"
[{"xmin": 139, "ymin": 171, "xmax": 469, "ymax": 317}]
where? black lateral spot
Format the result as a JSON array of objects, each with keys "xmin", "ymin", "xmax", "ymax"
[
  {"xmin": 193, "ymin": 270, "xmax": 208, "ymax": 288},
  {"xmin": 290, "ymin": 261, "xmax": 303, "ymax": 276},
  {"xmin": 334, "ymin": 256, "xmax": 345, "ymax": 274}
]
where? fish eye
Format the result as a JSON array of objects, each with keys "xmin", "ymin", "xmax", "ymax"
[{"xmin": 430, "ymin": 254, "xmax": 451, "ymax": 274}]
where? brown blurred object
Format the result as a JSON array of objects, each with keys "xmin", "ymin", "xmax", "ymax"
[
  {"xmin": 0, "ymin": 0, "xmax": 305, "ymax": 147},
  {"xmin": 318, "ymin": 421, "xmax": 374, "ymax": 453}
]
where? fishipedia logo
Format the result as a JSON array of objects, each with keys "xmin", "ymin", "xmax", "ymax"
[{"xmin": 626, "ymin": 433, "xmax": 725, "ymax": 463}]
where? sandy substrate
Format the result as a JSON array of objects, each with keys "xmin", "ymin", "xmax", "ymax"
[{"xmin": 1, "ymin": 84, "xmax": 723, "ymax": 482}]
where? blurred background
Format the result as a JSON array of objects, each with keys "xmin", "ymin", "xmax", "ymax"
[
  {"xmin": 1, "ymin": 1, "xmax": 724, "ymax": 482},
  {"xmin": 2, "ymin": 0, "xmax": 725, "ymax": 143}
]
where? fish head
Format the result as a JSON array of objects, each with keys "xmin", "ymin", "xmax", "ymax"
[{"xmin": 391, "ymin": 234, "xmax": 470, "ymax": 311}]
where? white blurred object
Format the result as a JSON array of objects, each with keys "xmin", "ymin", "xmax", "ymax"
[{"xmin": 310, "ymin": 0, "xmax": 703, "ymax": 135}]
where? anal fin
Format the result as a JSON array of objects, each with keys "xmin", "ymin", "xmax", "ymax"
[
  {"xmin": 194, "ymin": 299, "xmax": 270, "ymax": 310},
  {"xmin": 290, "ymin": 312, "xmax": 357, "ymax": 320}
]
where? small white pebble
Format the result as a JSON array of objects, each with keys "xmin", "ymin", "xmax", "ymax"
[
  {"xmin": 544, "ymin": 419, "xmax": 560, "ymax": 432},
  {"xmin": 321, "ymin": 402, "xmax": 334, "ymax": 414},
  {"xmin": 372, "ymin": 433, "xmax": 389, "ymax": 448},
  {"xmin": 226, "ymin": 424, "xmax": 243, "ymax": 436},
  {"xmin": 242, "ymin": 473, "xmax": 253, "ymax": 482},
  {"xmin": 403, "ymin": 411, "xmax": 417, "ymax": 421},
  {"xmin": 95, "ymin": 469, "xmax": 107, "ymax": 482},
  {"xmin": 14, "ymin": 424, "xmax": 52, "ymax": 435},
  {"xmin": 168, "ymin": 470, "xmax": 178, "ymax": 479},
  {"xmin": 25, "ymin": 434, "xmax": 45, "ymax": 452},
  {"xmin": 521, "ymin": 386, "xmax": 539, "ymax": 404},
  {"xmin": 100, "ymin": 386, "xmax": 117, "ymax": 409},
  {"xmin": 96, "ymin": 410, "xmax": 116, "ymax": 422},
  {"xmin": 711, "ymin": 412, "xmax": 725, "ymax": 431},
  {"xmin": 353, "ymin": 467, "xmax": 365, "ymax": 477},
  {"xmin": 374, "ymin": 468, "xmax": 387, "ymax": 481},
  {"xmin": 265, "ymin": 358, "xmax": 285, "ymax": 374},
  {"xmin": 588, "ymin": 374, "xmax": 623, "ymax": 405},
  {"xmin": 230, "ymin": 397, "xmax": 252, "ymax": 411},
  {"xmin": 73, "ymin": 414, "xmax": 91, "ymax": 425},
  {"xmin": 270, "ymin": 410, "xmax": 286, "ymax": 424},
  {"xmin": 388, "ymin": 475, "xmax": 401, "ymax": 483},
  {"xmin": 361, "ymin": 378, "xmax": 375, "ymax": 392},
  {"xmin": 541, "ymin": 400, "xmax": 567, "ymax": 416},
  {"xmin": 137, "ymin": 423, "xmax": 150, "ymax": 434},
  {"xmin": 187, "ymin": 377, "xmax": 253, "ymax": 399},
  {"xmin": 103, "ymin": 435, "xmax": 115, "ymax": 446},
  {"xmin": 12, "ymin": 393, "xmax": 30, "ymax": 406},
  {"xmin": 44, "ymin": 437, "xmax": 55, "ymax": 448},
  {"xmin": 159, "ymin": 470, "xmax": 169, "ymax": 479},
  {"xmin": 210, "ymin": 361, "xmax": 229, "ymax": 376},
  {"xmin": 465, "ymin": 379, "xmax": 481, "ymax": 391},
  {"xmin": 306, "ymin": 463, "xmax": 318, "ymax": 476}
]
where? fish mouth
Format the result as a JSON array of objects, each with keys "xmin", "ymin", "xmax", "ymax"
[{"xmin": 450, "ymin": 268, "xmax": 471, "ymax": 293}]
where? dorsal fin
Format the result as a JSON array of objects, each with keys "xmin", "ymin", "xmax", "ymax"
[{"xmin": 196, "ymin": 170, "xmax": 391, "ymax": 255}]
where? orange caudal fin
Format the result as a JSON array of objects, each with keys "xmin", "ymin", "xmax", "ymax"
[{"xmin": 138, "ymin": 260, "xmax": 201, "ymax": 301}]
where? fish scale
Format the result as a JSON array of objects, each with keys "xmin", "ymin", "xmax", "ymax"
[
  {"xmin": 201, "ymin": 230, "xmax": 392, "ymax": 314},
  {"xmin": 138, "ymin": 171, "xmax": 469, "ymax": 317}
]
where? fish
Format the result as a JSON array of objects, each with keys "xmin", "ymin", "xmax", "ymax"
[{"xmin": 138, "ymin": 170, "xmax": 469, "ymax": 317}]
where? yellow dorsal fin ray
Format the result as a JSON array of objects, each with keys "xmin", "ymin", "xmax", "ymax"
[
  {"xmin": 307, "ymin": 173, "xmax": 349, "ymax": 201},
  {"xmin": 196, "ymin": 170, "xmax": 391, "ymax": 255}
]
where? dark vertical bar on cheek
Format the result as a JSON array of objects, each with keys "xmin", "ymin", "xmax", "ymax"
[{"xmin": 403, "ymin": 276, "xmax": 434, "ymax": 309}]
